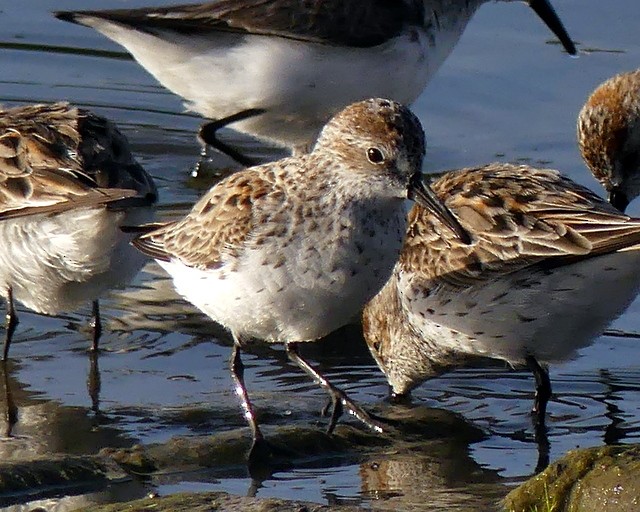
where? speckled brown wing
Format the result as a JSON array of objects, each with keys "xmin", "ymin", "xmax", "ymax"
[
  {"xmin": 0, "ymin": 102, "xmax": 156, "ymax": 196},
  {"xmin": 133, "ymin": 169, "xmax": 278, "ymax": 269},
  {"xmin": 0, "ymin": 103, "xmax": 149, "ymax": 220},
  {"xmin": 0, "ymin": 170, "xmax": 138, "ymax": 221},
  {"xmin": 402, "ymin": 164, "xmax": 640, "ymax": 288},
  {"xmin": 0, "ymin": 103, "xmax": 80, "ymax": 178},
  {"xmin": 57, "ymin": 0, "xmax": 422, "ymax": 48}
]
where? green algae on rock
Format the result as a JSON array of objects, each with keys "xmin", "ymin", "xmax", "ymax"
[
  {"xmin": 99, "ymin": 404, "xmax": 486, "ymax": 475},
  {"xmin": 505, "ymin": 445, "xmax": 640, "ymax": 512}
]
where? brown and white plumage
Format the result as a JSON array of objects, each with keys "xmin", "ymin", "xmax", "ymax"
[
  {"xmin": 0, "ymin": 102, "xmax": 157, "ymax": 359},
  {"xmin": 132, "ymin": 98, "xmax": 465, "ymax": 458},
  {"xmin": 363, "ymin": 163, "xmax": 640, "ymax": 421},
  {"xmin": 578, "ymin": 69, "xmax": 640, "ymax": 212},
  {"xmin": 132, "ymin": 98, "xmax": 449, "ymax": 343}
]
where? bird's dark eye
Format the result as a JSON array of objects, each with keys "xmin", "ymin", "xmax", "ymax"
[
  {"xmin": 367, "ymin": 147, "xmax": 385, "ymax": 164},
  {"xmin": 373, "ymin": 341, "xmax": 381, "ymax": 351}
]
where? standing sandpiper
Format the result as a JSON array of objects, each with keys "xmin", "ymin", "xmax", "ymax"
[
  {"xmin": 0, "ymin": 102, "xmax": 157, "ymax": 360},
  {"xmin": 55, "ymin": 0, "xmax": 576, "ymax": 164},
  {"xmin": 363, "ymin": 163, "xmax": 640, "ymax": 427},
  {"xmin": 131, "ymin": 98, "xmax": 468, "ymax": 460},
  {"xmin": 578, "ymin": 69, "xmax": 640, "ymax": 213}
]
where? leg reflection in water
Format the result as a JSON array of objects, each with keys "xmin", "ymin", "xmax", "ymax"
[
  {"xmin": 1, "ymin": 361, "xmax": 18, "ymax": 437},
  {"xmin": 87, "ymin": 350, "xmax": 102, "ymax": 418}
]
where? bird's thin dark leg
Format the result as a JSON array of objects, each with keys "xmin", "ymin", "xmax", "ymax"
[
  {"xmin": 526, "ymin": 355, "xmax": 552, "ymax": 426},
  {"xmin": 230, "ymin": 339, "xmax": 268, "ymax": 463},
  {"xmin": 285, "ymin": 341, "xmax": 385, "ymax": 434},
  {"xmin": 533, "ymin": 421, "xmax": 550, "ymax": 474},
  {"xmin": 1, "ymin": 361, "xmax": 17, "ymax": 437},
  {"xmin": 320, "ymin": 397, "xmax": 336, "ymax": 419},
  {"xmin": 3, "ymin": 287, "xmax": 18, "ymax": 362},
  {"xmin": 608, "ymin": 189, "xmax": 630, "ymax": 213},
  {"xmin": 198, "ymin": 109, "xmax": 266, "ymax": 167},
  {"xmin": 89, "ymin": 300, "xmax": 102, "ymax": 353}
]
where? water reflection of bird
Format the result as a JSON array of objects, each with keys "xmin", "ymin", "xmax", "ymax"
[
  {"xmin": 0, "ymin": 103, "xmax": 157, "ymax": 360},
  {"xmin": 130, "ymin": 99, "xmax": 467, "ymax": 462},
  {"xmin": 0, "ymin": 360, "xmax": 147, "ymax": 510},
  {"xmin": 55, "ymin": 0, "xmax": 575, "ymax": 164},
  {"xmin": 360, "ymin": 441, "xmax": 504, "ymax": 511},
  {"xmin": 578, "ymin": 69, "xmax": 640, "ymax": 213},
  {"xmin": 363, "ymin": 164, "xmax": 640, "ymax": 427}
]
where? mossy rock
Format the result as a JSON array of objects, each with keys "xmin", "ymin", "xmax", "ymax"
[
  {"xmin": 505, "ymin": 444, "xmax": 640, "ymax": 512},
  {"xmin": 99, "ymin": 404, "xmax": 484, "ymax": 476}
]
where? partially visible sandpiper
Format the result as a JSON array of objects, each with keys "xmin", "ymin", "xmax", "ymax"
[
  {"xmin": 0, "ymin": 102, "xmax": 157, "ymax": 360},
  {"xmin": 578, "ymin": 69, "xmax": 640, "ymax": 212},
  {"xmin": 55, "ymin": 0, "xmax": 576, "ymax": 164},
  {"xmin": 363, "ymin": 163, "xmax": 640, "ymax": 426},
  {"xmin": 130, "ymin": 98, "xmax": 468, "ymax": 461}
]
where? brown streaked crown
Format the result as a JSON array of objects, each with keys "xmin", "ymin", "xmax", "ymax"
[
  {"xmin": 314, "ymin": 98, "xmax": 425, "ymax": 176},
  {"xmin": 578, "ymin": 70, "xmax": 640, "ymax": 208}
]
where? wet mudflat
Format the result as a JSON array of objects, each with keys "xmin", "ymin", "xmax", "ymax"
[{"xmin": 1, "ymin": 1, "xmax": 640, "ymax": 510}]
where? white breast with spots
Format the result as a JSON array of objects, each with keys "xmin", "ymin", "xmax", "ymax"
[
  {"xmin": 162, "ymin": 197, "xmax": 408, "ymax": 343},
  {"xmin": 398, "ymin": 248, "xmax": 640, "ymax": 366}
]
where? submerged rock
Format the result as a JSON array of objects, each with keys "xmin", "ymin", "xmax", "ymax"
[
  {"xmin": 0, "ymin": 403, "xmax": 504, "ymax": 511},
  {"xmin": 82, "ymin": 490, "xmax": 365, "ymax": 512},
  {"xmin": 99, "ymin": 404, "xmax": 486, "ymax": 476},
  {"xmin": 0, "ymin": 455, "xmax": 127, "ymax": 495},
  {"xmin": 504, "ymin": 444, "xmax": 640, "ymax": 512}
]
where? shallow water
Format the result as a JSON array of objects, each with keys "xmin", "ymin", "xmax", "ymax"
[{"xmin": 1, "ymin": 0, "xmax": 640, "ymax": 510}]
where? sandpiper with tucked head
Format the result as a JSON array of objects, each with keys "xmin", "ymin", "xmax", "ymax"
[
  {"xmin": 55, "ymin": 0, "xmax": 576, "ymax": 164},
  {"xmin": 363, "ymin": 163, "xmax": 640, "ymax": 426},
  {"xmin": 131, "ymin": 98, "xmax": 468, "ymax": 460},
  {"xmin": 578, "ymin": 69, "xmax": 640, "ymax": 213},
  {"xmin": 0, "ymin": 102, "xmax": 157, "ymax": 360}
]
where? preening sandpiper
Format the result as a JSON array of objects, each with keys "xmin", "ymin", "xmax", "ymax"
[{"xmin": 0, "ymin": 102, "xmax": 157, "ymax": 360}]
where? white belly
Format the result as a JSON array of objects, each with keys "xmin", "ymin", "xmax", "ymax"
[
  {"xmin": 84, "ymin": 22, "xmax": 453, "ymax": 147},
  {"xmin": 0, "ymin": 206, "xmax": 154, "ymax": 314},
  {"xmin": 399, "ymin": 248, "xmax": 640, "ymax": 365},
  {"xmin": 159, "ymin": 210, "xmax": 407, "ymax": 343}
]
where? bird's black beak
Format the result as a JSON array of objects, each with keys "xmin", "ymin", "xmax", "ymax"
[
  {"xmin": 408, "ymin": 173, "xmax": 471, "ymax": 244},
  {"xmin": 528, "ymin": 0, "xmax": 576, "ymax": 55},
  {"xmin": 608, "ymin": 188, "xmax": 630, "ymax": 213}
]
